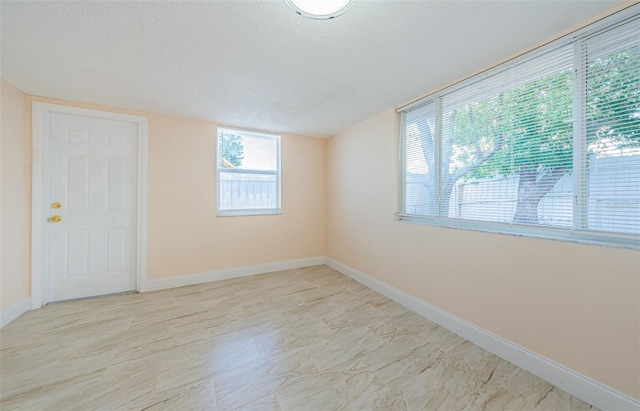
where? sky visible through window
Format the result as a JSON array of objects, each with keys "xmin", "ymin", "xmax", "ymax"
[{"xmin": 239, "ymin": 136, "xmax": 277, "ymax": 171}]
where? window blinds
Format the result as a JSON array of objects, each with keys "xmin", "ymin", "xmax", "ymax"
[
  {"xmin": 583, "ymin": 19, "xmax": 640, "ymax": 235},
  {"xmin": 400, "ymin": 12, "xmax": 640, "ymax": 246},
  {"xmin": 402, "ymin": 102, "xmax": 436, "ymax": 216}
]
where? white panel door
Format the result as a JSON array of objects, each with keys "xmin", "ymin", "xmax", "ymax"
[{"xmin": 48, "ymin": 112, "xmax": 139, "ymax": 302}]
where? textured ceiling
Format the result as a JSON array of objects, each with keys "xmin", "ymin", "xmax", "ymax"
[{"xmin": 0, "ymin": 1, "xmax": 624, "ymax": 137}]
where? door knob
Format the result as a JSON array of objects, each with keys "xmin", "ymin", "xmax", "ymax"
[
  {"xmin": 48, "ymin": 215, "xmax": 62, "ymax": 223},
  {"xmin": 51, "ymin": 202, "xmax": 61, "ymax": 209}
]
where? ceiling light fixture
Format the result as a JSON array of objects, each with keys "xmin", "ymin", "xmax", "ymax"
[{"xmin": 284, "ymin": 0, "xmax": 355, "ymax": 20}]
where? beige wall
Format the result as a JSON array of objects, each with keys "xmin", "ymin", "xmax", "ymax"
[
  {"xmin": 325, "ymin": 108, "xmax": 640, "ymax": 399},
  {"xmin": 23, "ymin": 96, "xmax": 326, "ymax": 280},
  {"xmin": 143, "ymin": 113, "xmax": 326, "ymax": 278},
  {"xmin": 0, "ymin": 82, "xmax": 325, "ymax": 311},
  {"xmin": 1, "ymin": 80, "xmax": 30, "ymax": 310}
]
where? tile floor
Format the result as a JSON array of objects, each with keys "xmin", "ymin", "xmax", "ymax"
[{"xmin": 0, "ymin": 265, "xmax": 597, "ymax": 410}]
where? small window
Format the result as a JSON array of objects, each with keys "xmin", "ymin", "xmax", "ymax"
[{"xmin": 217, "ymin": 127, "xmax": 281, "ymax": 216}]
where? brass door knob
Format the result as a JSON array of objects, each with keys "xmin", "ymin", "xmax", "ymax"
[
  {"xmin": 48, "ymin": 215, "xmax": 62, "ymax": 223},
  {"xmin": 51, "ymin": 202, "xmax": 61, "ymax": 209}
]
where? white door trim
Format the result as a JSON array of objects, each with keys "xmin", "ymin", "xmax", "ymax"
[{"xmin": 31, "ymin": 102, "xmax": 149, "ymax": 308}]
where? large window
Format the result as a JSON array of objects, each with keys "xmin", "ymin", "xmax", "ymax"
[
  {"xmin": 217, "ymin": 127, "xmax": 280, "ymax": 216},
  {"xmin": 400, "ymin": 11, "xmax": 640, "ymax": 248}
]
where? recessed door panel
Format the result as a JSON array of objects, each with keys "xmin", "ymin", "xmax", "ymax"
[
  {"xmin": 106, "ymin": 228, "xmax": 127, "ymax": 273},
  {"xmin": 107, "ymin": 158, "xmax": 127, "ymax": 211},
  {"xmin": 65, "ymin": 156, "xmax": 89, "ymax": 212},
  {"xmin": 66, "ymin": 129, "xmax": 90, "ymax": 144},
  {"xmin": 64, "ymin": 230, "xmax": 89, "ymax": 278}
]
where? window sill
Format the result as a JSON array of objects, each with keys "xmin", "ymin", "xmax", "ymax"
[
  {"xmin": 217, "ymin": 209, "xmax": 281, "ymax": 217},
  {"xmin": 396, "ymin": 214, "xmax": 640, "ymax": 250}
]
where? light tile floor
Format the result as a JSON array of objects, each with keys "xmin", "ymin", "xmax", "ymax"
[{"xmin": 0, "ymin": 265, "xmax": 597, "ymax": 410}]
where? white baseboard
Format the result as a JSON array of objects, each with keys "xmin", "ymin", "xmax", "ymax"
[
  {"xmin": 325, "ymin": 258, "xmax": 640, "ymax": 411},
  {"xmin": 145, "ymin": 257, "xmax": 326, "ymax": 292},
  {"xmin": 1, "ymin": 297, "xmax": 32, "ymax": 328}
]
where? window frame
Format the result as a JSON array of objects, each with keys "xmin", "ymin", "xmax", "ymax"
[
  {"xmin": 216, "ymin": 126, "xmax": 281, "ymax": 217},
  {"xmin": 397, "ymin": 7, "xmax": 640, "ymax": 250}
]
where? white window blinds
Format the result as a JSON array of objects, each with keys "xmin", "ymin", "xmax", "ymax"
[
  {"xmin": 583, "ymin": 20, "xmax": 640, "ymax": 235},
  {"xmin": 400, "ymin": 11, "xmax": 640, "ymax": 248},
  {"xmin": 403, "ymin": 102, "xmax": 436, "ymax": 216}
]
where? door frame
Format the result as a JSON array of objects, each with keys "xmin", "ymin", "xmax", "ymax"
[{"xmin": 31, "ymin": 102, "xmax": 149, "ymax": 308}]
